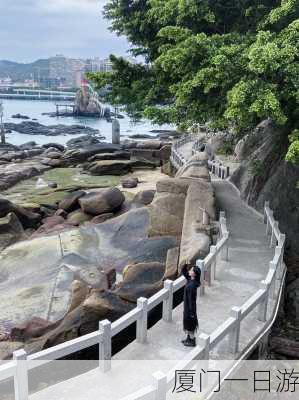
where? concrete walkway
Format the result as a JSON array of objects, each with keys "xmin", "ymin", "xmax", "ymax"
[{"xmin": 31, "ymin": 178, "xmax": 275, "ymax": 400}]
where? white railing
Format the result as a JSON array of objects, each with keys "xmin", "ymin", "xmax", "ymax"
[
  {"xmin": 171, "ymin": 136, "xmax": 230, "ymax": 181},
  {"xmin": 0, "ymin": 203, "xmax": 286, "ymax": 400},
  {"xmin": 118, "ymin": 201, "xmax": 286, "ymax": 400},
  {"xmin": 208, "ymin": 159, "xmax": 230, "ymax": 179},
  {"xmin": 191, "ymin": 137, "xmax": 205, "ymax": 155},
  {"xmin": 170, "ymin": 134, "xmax": 193, "ymax": 168}
]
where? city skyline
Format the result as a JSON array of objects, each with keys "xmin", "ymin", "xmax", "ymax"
[
  {"xmin": 0, "ymin": 0, "xmax": 130, "ymax": 62},
  {"xmin": 0, "ymin": 54, "xmax": 134, "ymax": 88}
]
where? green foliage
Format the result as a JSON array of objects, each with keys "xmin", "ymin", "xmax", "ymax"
[
  {"xmin": 286, "ymin": 129, "xmax": 299, "ymax": 164},
  {"xmin": 90, "ymin": 0, "xmax": 299, "ymax": 163},
  {"xmin": 217, "ymin": 141, "xmax": 235, "ymax": 156}
]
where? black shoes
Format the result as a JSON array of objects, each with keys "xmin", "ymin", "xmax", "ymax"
[{"xmin": 181, "ymin": 336, "xmax": 196, "ymax": 347}]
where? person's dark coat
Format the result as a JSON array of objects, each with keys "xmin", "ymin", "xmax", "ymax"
[{"xmin": 182, "ymin": 265, "xmax": 200, "ymax": 332}]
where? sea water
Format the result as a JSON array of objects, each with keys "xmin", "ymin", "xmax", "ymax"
[{"xmin": 2, "ymin": 99, "xmax": 174, "ymax": 146}]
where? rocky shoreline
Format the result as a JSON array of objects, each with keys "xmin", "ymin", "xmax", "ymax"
[
  {"xmin": 0, "ymin": 131, "xmax": 217, "ymax": 361},
  {"xmin": 4, "ymin": 120, "xmax": 102, "ymax": 137}
]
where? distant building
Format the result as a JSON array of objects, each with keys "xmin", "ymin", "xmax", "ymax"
[{"xmin": 0, "ymin": 55, "xmax": 138, "ymax": 90}]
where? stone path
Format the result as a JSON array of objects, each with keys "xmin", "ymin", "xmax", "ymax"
[{"xmin": 32, "ymin": 177, "xmax": 275, "ymax": 400}]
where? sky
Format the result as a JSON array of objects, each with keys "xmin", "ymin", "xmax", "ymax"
[{"xmin": 0, "ymin": 0, "xmax": 130, "ymax": 63}]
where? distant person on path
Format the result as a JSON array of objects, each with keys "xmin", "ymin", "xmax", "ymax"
[{"xmin": 181, "ymin": 263, "xmax": 201, "ymax": 347}]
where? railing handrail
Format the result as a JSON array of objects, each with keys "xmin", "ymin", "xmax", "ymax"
[{"xmin": 118, "ymin": 201, "xmax": 286, "ymax": 399}]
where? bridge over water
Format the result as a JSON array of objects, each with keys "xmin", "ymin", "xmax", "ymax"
[
  {"xmin": 0, "ymin": 135, "xmax": 286, "ymax": 400},
  {"xmin": 0, "ymin": 89, "xmax": 76, "ymax": 101}
]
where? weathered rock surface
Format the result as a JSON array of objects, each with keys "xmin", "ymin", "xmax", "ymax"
[
  {"xmin": 0, "ymin": 198, "xmax": 41, "ymax": 228},
  {"xmin": 62, "ymin": 143, "xmax": 121, "ymax": 165},
  {"xmin": 116, "ymin": 262, "xmax": 165, "ymax": 303},
  {"xmin": 0, "ymin": 156, "xmax": 51, "ymax": 191},
  {"xmin": 230, "ymin": 119, "xmax": 299, "ymax": 332},
  {"xmin": 133, "ymin": 190, "xmax": 155, "ymax": 206},
  {"xmin": 0, "ymin": 212, "xmax": 27, "ymax": 251},
  {"xmin": 121, "ymin": 177, "xmax": 139, "ymax": 188},
  {"xmin": 88, "ymin": 151, "xmax": 131, "ymax": 162},
  {"xmin": 4, "ymin": 121, "xmax": 99, "ymax": 137},
  {"xmin": 79, "ymin": 188, "xmax": 125, "ymax": 216},
  {"xmin": 58, "ymin": 190, "xmax": 85, "ymax": 212},
  {"xmin": 0, "ymin": 206, "xmax": 178, "ymax": 356},
  {"xmin": 148, "ymin": 192, "xmax": 186, "ymax": 237},
  {"xmin": 86, "ymin": 159, "xmax": 132, "ymax": 175},
  {"xmin": 164, "ymin": 247, "xmax": 179, "ymax": 281}
]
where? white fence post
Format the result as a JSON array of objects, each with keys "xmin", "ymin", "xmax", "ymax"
[
  {"xmin": 264, "ymin": 201, "xmax": 270, "ymax": 224},
  {"xmin": 198, "ymin": 333, "xmax": 210, "ymax": 360},
  {"xmin": 99, "ymin": 320, "xmax": 111, "ymax": 372},
  {"xmin": 269, "ymin": 261, "xmax": 277, "ymax": 299},
  {"xmin": 137, "ymin": 297, "xmax": 148, "ymax": 343},
  {"xmin": 266, "ymin": 210, "xmax": 273, "ymax": 236},
  {"xmin": 228, "ymin": 307, "xmax": 242, "ymax": 355},
  {"xmin": 163, "ymin": 280, "xmax": 174, "ymax": 322},
  {"xmin": 221, "ymin": 234, "xmax": 229, "ymax": 261},
  {"xmin": 279, "ymin": 233, "xmax": 286, "ymax": 254},
  {"xmin": 153, "ymin": 371, "xmax": 167, "ymax": 400},
  {"xmin": 197, "ymin": 260, "xmax": 205, "ymax": 296},
  {"xmin": 13, "ymin": 349, "xmax": 29, "ymax": 400},
  {"xmin": 219, "ymin": 211, "xmax": 225, "ymax": 220},
  {"xmin": 258, "ymin": 281, "xmax": 270, "ymax": 322},
  {"xmin": 210, "ymin": 245, "xmax": 217, "ymax": 281},
  {"xmin": 270, "ymin": 221, "xmax": 278, "ymax": 247}
]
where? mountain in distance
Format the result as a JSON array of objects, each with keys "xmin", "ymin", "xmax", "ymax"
[{"xmin": 0, "ymin": 59, "xmax": 50, "ymax": 81}]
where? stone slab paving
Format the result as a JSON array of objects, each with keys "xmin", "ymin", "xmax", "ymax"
[{"xmin": 31, "ymin": 179, "xmax": 275, "ymax": 400}]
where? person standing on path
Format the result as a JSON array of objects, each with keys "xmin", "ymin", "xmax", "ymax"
[{"xmin": 181, "ymin": 263, "xmax": 201, "ymax": 347}]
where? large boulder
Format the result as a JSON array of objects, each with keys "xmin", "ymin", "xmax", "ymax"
[
  {"xmin": 121, "ymin": 177, "xmax": 139, "ymax": 188},
  {"xmin": 133, "ymin": 190, "xmax": 155, "ymax": 206},
  {"xmin": 86, "ymin": 160, "xmax": 132, "ymax": 175},
  {"xmin": 62, "ymin": 143, "xmax": 121, "ymax": 165},
  {"xmin": 88, "ymin": 151, "xmax": 131, "ymax": 162},
  {"xmin": 42, "ymin": 291, "xmax": 134, "ymax": 347},
  {"xmin": 179, "ymin": 180, "xmax": 215, "ymax": 267},
  {"xmin": 0, "ymin": 198, "xmax": 41, "ymax": 229},
  {"xmin": 79, "ymin": 188, "xmax": 125, "ymax": 216},
  {"xmin": 148, "ymin": 192, "xmax": 186, "ymax": 237},
  {"xmin": 58, "ymin": 190, "xmax": 85, "ymax": 212},
  {"xmin": 116, "ymin": 262, "xmax": 165, "ymax": 303},
  {"xmin": 156, "ymin": 178, "xmax": 189, "ymax": 195},
  {"xmin": 163, "ymin": 247, "xmax": 179, "ymax": 281},
  {"xmin": 0, "ymin": 212, "xmax": 27, "ymax": 251}
]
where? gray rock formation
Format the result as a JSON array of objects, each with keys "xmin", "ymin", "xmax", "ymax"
[
  {"xmin": 79, "ymin": 188, "xmax": 125, "ymax": 216},
  {"xmin": 0, "ymin": 212, "xmax": 27, "ymax": 251},
  {"xmin": 230, "ymin": 119, "xmax": 299, "ymax": 334}
]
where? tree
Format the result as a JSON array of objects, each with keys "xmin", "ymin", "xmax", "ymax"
[{"xmin": 89, "ymin": 0, "xmax": 299, "ymax": 163}]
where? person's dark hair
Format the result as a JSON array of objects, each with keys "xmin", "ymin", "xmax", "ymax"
[{"xmin": 193, "ymin": 266, "xmax": 201, "ymax": 285}]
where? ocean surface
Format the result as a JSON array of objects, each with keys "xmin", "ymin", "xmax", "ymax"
[{"xmin": 2, "ymin": 99, "xmax": 174, "ymax": 146}]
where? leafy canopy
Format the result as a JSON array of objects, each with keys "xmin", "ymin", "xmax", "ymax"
[{"xmin": 89, "ymin": 0, "xmax": 299, "ymax": 163}]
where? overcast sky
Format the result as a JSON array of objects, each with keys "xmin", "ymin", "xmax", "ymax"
[{"xmin": 0, "ymin": 0, "xmax": 130, "ymax": 63}]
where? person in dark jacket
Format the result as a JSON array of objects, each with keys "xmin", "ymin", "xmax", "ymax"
[{"xmin": 181, "ymin": 263, "xmax": 201, "ymax": 347}]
